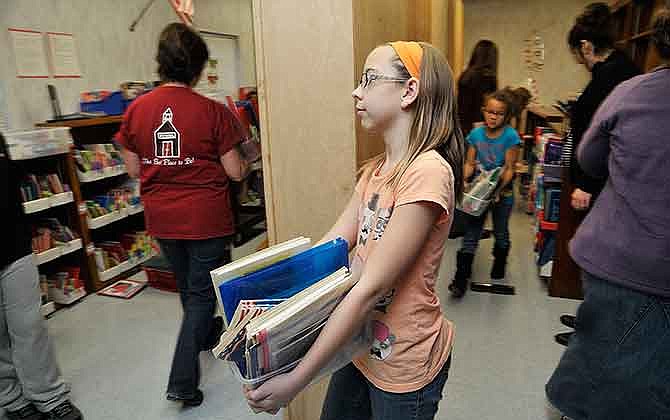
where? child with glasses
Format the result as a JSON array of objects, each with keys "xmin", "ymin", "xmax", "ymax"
[
  {"xmin": 448, "ymin": 89, "xmax": 523, "ymax": 298},
  {"xmin": 245, "ymin": 41, "xmax": 464, "ymax": 420}
]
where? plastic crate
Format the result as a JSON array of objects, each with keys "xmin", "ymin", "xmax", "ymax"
[
  {"xmin": 80, "ymin": 91, "xmax": 125, "ymax": 115},
  {"xmin": 457, "ymin": 192, "xmax": 490, "ymax": 217},
  {"xmin": 144, "ymin": 267, "xmax": 177, "ymax": 293}
]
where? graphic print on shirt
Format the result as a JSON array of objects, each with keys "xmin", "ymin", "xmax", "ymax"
[
  {"xmin": 373, "ymin": 206, "xmax": 394, "ymax": 241},
  {"xmin": 370, "ymin": 320, "xmax": 396, "ymax": 361},
  {"xmin": 154, "ymin": 108, "xmax": 180, "ymax": 158},
  {"xmin": 358, "ymin": 194, "xmax": 396, "ymax": 246},
  {"xmin": 358, "ymin": 193, "xmax": 379, "ymax": 246},
  {"xmin": 476, "ymin": 140, "xmax": 507, "ymax": 169},
  {"xmin": 374, "ymin": 289, "xmax": 396, "ymax": 313}
]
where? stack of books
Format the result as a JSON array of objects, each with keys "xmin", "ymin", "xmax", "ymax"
[{"xmin": 210, "ymin": 237, "xmax": 363, "ymax": 386}]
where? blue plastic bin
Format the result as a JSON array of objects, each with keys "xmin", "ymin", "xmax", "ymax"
[{"xmin": 80, "ymin": 91, "xmax": 124, "ymax": 115}]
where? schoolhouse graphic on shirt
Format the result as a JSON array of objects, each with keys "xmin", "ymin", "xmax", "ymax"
[{"xmin": 153, "ymin": 108, "xmax": 181, "ymax": 158}]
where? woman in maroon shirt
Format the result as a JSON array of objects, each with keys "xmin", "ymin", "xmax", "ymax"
[{"xmin": 117, "ymin": 23, "xmax": 248, "ymax": 406}]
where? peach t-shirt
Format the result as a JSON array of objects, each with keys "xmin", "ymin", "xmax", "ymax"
[{"xmin": 352, "ymin": 150, "xmax": 455, "ymax": 393}]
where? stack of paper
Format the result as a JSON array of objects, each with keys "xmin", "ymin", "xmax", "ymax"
[
  {"xmin": 244, "ymin": 267, "xmax": 354, "ymax": 379},
  {"xmin": 209, "ymin": 237, "xmax": 355, "ymax": 386}
]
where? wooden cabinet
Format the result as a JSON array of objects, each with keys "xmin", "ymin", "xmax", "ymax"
[{"xmin": 612, "ymin": 0, "xmax": 669, "ymax": 71}]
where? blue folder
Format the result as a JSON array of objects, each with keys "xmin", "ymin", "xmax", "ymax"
[{"xmin": 219, "ymin": 238, "xmax": 349, "ymax": 324}]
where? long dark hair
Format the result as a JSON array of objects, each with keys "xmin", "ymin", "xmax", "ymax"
[
  {"xmin": 568, "ymin": 2, "xmax": 614, "ymax": 53},
  {"xmin": 466, "ymin": 40, "xmax": 498, "ymax": 75}
]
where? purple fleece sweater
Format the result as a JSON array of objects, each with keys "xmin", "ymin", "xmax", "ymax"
[{"xmin": 570, "ymin": 66, "xmax": 670, "ymax": 297}]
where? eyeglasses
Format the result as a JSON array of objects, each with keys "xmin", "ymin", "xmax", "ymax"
[
  {"xmin": 483, "ymin": 109, "xmax": 506, "ymax": 117},
  {"xmin": 358, "ymin": 69, "xmax": 408, "ymax": 89}
]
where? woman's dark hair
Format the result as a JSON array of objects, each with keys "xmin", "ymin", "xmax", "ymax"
[
  {"xmin": 484, "ymin": 87, "xmax": 532, "ymax": 126},
  {"xmin": 156, "ymin": 23, "xmax": 209, "ymax": 85},
  {"xmin": 568, "ymin": 3, "xmax": 614, "ymax": 53},
  {"xmin": 466, "ymin": 39, "xmax": 498, "ymax": 74},
  {"xmin": 652, "ymin": 9, "xmax": 670, "ymax": 59}
]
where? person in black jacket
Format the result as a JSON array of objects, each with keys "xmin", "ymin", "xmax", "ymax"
[
  {"xmin": 567, "ymin": 3, "xmax": 640, "ymax": 210},
  {"xmin": 457, "ymin": 40, "xmax": 499, "ymax": 137},
  {"xmin": 0, "ymin": 134, "xmax": 83, "ymax": 420},
  {"xmin": 555, "ymin": 2, "xmax": 640, "ymax": 346}
]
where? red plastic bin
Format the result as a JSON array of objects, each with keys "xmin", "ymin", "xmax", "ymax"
[{"xmin": 144, "ymin": 267, "xmax": 178, "ymax": 293}]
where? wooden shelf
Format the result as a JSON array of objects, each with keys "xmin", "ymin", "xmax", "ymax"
[
  {"xmin": 611, "ymin": 0, "xmax": 665, "ymax": 72},
  {"xmin": 98, "ymin": 253, "xmax": 154, "ymax": 283},
  {"xmin": 77, "ymin": 165, "xmax": 126, "ymax": 183},
  {"xmin": 617, "ymin": 29, "xmax": 654, "ymax": 44},
  {"xmin": 87, "ymin": 205, "xmax": 143, "ymax": 230},
  {"xmin": 23, "ymin": 192, "xmax": 74, "ymax": 214},
  {"xmin": 41, "ymin": 301, "xmax": 56, "ymax": 317},
  {"xmin": 48, "ymin": 287, "xmax": 86, "ymax": 305},
  {"xmin": 34, "ymin": 239, "xmax": 83, "ymax": 266},
  {"xmin": 630, "ymin": 29, "xmax": 653, "ymax": 41},
  {"xmin": 36, "ymin": 115, "xmax": 123, "ymax": 128}
]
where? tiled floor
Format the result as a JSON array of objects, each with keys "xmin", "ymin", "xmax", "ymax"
[{"xmin": 42, "ymin": 210, "xmax": 579, "ymax": 420}]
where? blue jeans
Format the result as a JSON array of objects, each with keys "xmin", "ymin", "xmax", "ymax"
[
  {"xmin": 320, "ymin": 356, "xmax": 451, "ymax": 420},
  {"xmin": 546, "ymin": 271, "xmax": 670, "ymax": 420},
  {"xmin": 158, "ymin": 237, "xmax": 231, "ymax": 398},
  {"xmin": 461, "ymin": 194, "xmax": 513, "ymax": 254}
]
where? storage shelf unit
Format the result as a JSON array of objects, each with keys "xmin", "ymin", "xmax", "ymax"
[
  {"xmin": 6, "ymin": 127, "xmax": 89, "ymax": 315},
  {"xmin": 35, "ymin": 117, "xmax": 145, "ymax": 292}
]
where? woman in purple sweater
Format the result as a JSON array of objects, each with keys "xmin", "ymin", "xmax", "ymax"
[{"xmin": 546, "ymin": 10, "xmax": 670, "ymax": 420}]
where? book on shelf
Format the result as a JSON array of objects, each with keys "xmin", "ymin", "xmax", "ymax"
[{"xmin": 210, "ymin": 237, "xmax": 368, "ymax": 387}]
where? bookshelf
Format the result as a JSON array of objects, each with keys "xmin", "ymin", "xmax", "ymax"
[
  {"xmin": 6, "ymin": 129, "xmax": 89, "ymax": 314},
  {"xmin": 611, "ymin": 0, "xmax": 669, "ymax": 71},
  {"xmin": 36, "ymin": 117, "xmax": 148, "ymax": 292}
]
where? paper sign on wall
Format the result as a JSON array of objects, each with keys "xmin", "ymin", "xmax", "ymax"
[
  {"xmin": 8, "ymin": 28, "xmax": 49, "ymax": 78},
  {"xmin": 47, "ymin": 32, "xmax": 81, "ymax": 78}
]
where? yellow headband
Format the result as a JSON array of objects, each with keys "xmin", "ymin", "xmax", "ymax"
[{"xmin": 389, "ymin": 41, "xmax": 423, "ymax": 79}]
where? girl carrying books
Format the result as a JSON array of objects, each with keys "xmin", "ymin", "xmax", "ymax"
[
  {"xmin": 448, "ymin": 88, "xmax": 523, "ymax": 298},
  {"xmin": 245, "ymin": 41, "xmax": 464, "ymax": 419}
]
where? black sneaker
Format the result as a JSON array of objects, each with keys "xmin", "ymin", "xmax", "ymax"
[
  {"xmin": 167, "ymin": 389, "xmax": 204, "ymax": 407},
  {"xmin": 43, "ymin": 401, "xmax": 82, "ymax": 420},
  {"xmin": 560, "ymin": 314, "xmax": 576, "ymax": 329},
  {"xmin": 554, "ymin": 331, "xmax": 574, "ymax": 347},
  {"xmin": 6, "ymin": 404, "xmax": 43, "ymax": 420}
]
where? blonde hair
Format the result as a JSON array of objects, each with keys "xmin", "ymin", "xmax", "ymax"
[{"xmin": 362, "ymin": 42, "xmax": 465, "ymax": 202}]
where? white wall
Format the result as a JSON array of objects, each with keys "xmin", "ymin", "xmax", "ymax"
[
  {"xmin": 1, "ymin": 0, "xmax": 256, "ymax": 130},
  {"xmin": 464, "ymin": 0, "xmax": 593, "ymax": 106},
  {"xmin": 196, "ymin": 0, "xmax": 256, "ymax": 88}
]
